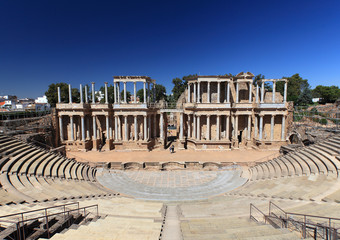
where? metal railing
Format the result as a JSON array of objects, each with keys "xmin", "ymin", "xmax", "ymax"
[
  {"xmin": 0, "ymin": 202, "xmax": 98, "ymax": 240},
  {"xmin": 250, "ymin": 201, "xmax": 340, "ymax": 239}
]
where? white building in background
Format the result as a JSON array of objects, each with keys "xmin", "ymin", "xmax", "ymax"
[{"xmin": 34, "ymin": 95, "xmax": 50, "ymax": 111}]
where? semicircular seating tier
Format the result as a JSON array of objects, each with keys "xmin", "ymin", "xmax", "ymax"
[{"xmin": 0, "ymin": 133, "xmax": 117, "ymax": 205}]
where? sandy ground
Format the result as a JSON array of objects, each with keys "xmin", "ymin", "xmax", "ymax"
[{"xmin": 67, "ymin": 149, "xmax": 279, "ymax": 163}]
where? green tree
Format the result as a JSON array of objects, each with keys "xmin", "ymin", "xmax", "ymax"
[
  {"xmin": 276, "ymin": 74, "xmax": 309, "ymax": 104},
  {"xmin": 99, "ymin": 84, "xmax": 115, "ymax": 103},
  {"xmin": 171, "ymin": 74, "xmax": 197, "ymax": 101},
  {"xmin": 45, "ymin": 83, "xmax": 80, "ymax": 107},
  {"xmin": 136, "ymin": 84, "xmax": 167, "ymax": 102},
  {"xmin": 312, "ymin": 85, "xmax": 340, "ymax": 103},
  {"xmin": 296, "ymin": 86, "xmax": 313, "ymax": 106},
  {"xmin": 120, "ymin": 90, "xmax": 131, "ymax": 103}
]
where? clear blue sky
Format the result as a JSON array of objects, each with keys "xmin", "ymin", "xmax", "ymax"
[{"xmin": 0, "ymin": 0, "xmax": 339, "ymax": 98}]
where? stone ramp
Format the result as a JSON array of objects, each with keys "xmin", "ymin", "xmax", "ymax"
[{"xmin": 97, "ymin": 169, "xmax": 247, "ymax": 201}]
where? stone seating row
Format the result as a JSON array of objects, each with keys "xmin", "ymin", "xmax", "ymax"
[
  {"xmin": 0, "ymin": 134, "xmax": 116, "ymax": 205},
  {"xmin": 250, "ymin": 135, "xmax": 340, "ymax": 181}
]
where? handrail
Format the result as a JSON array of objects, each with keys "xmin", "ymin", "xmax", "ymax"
[
  {"xmin": 0, "ymin": 203, "xmax": 98, "ymax": 240},
  {"xmin": 249, "ymin": 203, "xmax": 267, "ymax": 223},
  {"xmin": 0, "ymin": 202, "xmax": 79, "ymax": 219}
]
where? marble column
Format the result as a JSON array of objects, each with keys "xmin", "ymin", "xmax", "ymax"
[
  {"xmin": 197, "ymin": 82, "xmax": 201, "ymax": 103},
  {"xmin": 226, "ymin": 115, "xmax": 230, "ymax": 140},
  {"xmin": 81, "ymin": 116, "xmax": 85, "ymax": 141},
  {"xmin": 134, "ymin": 116, "xmax": 138, "ymax": 141},
  {"xmin": 216, "ymin": 115, "xmax": 220, "ymax": 140},
  {"xmin": 93, "ymin": 116, "xmax": 97, "ymax": 140},
  {"xmin": 59, "ymin": 116, "xmax": 64, "ymax": 141},
  {"xmin": 106, "ymin": 116, "xmax": 109, "ymax": 139},
  {"xmin": 85, "ymin": 85, "xmax": 88, "ymax": 104},
  {"xmin": 193, "ymin": 114, "xmax": 196, "ymax": 139},
  {"xmin": 259, "ymin": 115, "xmax": 263, "ymax": 140},
  {"xmin": 207, "ymin": 82, "xmax": 211, "ymax": 103},
  {"xmin": 206, "ymin": 115, "xmax": 210, "ymax": 140},
  {"xmin": 144, "ymin": 116, "xmax": 147, "ymax": 140},
  {"xmin": 86, "ymin": 117, "xmax": 90, "ymax": 139},
  {"xmin": 272, "ymin": 81, "xmax": 276, "ymax": 103},
  {"xmin": 256, "ymin": 85, "xmax": 259, "ymax": 103},
  {"xmin": 193, "ymin": 83, "xmax": 197, "ymax": 103},
  {"xmin": 217, "ymin": 82, "xmax": 220, "ymax": 103},
  {"xmin": 227, "ymin": 82, "xmax": 230, "ymax": 103},
  {"xmin": 187, "ymin": 84, "xmax": 191, "ymax": 103},
  {"xmin": 261, "ymin": 81, "xmax": 264, "ymax": 103},
  {"xmin": 117, "ymin": 83, "xmax": 121, "ymax": 104},
  {"xmin": 80, "ymin": 84, "xmax": 83, "ymax": 104},
  {"xmin": 236, "ymin": 82, "xmax": 239, "ymax": 103},
  {"xmin": 188, "ymin": 115, "xmax": 191, "ymax": 138},
  {"xmin": 197, "ymin": 115, "xmax": 201, "ymax": 140},
  {"xmin": 114, "ymin": 116, "xmax": 118, "ymax": 140},
  {"xmin": 104, "ymin": 82, "xmax": 108, "ymax": 104},
  {"xmin": 284, "ymin": 81, "xmax": 288, "ymax": 103},
  {"xmin": 270, "ymin": 115, "xmax": 275, "ymax": 141},
  {"xmin": 235, "ymin": 115, "xmax": 238, "ymax": 139},
  {"xmin": 70, "ymin": 116, "xmax": 74, "ymax": 140},
  {"xmin": 114, "ymin": 82, "xmax": 117, "ymax": 103},
  {"xmin": 248, "ymin": 115, "xmax": 251, "ymax": 140},
  {"xmin": 148, "ymin": 115, "xmax": 151, "ymax": 139},
  {"xmin": 281, "ymin": 115, "xmax": 286, "ymax": 141},
  {"xmin": 57, "ymin": 87, "xmax": 61, "ymax": 103},
  {"xmin": 147, "ymin": 82, "xmax": 150, "ymax": 103},
  {"xmin": 143, "ymin": 82, "xmax": 147, "ymax": 103},
  {"xmin": 124, "ymin": 116, "xmax": 128, "ymax": 141},
  {"xmin": 254, "ymin": 116, "xmax": 258, "ymax": 139},
  {"xmin": 180, "ymin": 113, "xmax": 184, "ymax": 140},
  {"xmin": 118, "ymin": 116, "xmax": 122, "ymax": 140},
  {"xmin": 249, "ymin": 83, "xmax": 252, "ymax": 103},
  {"xmin": 91, "ymin": 82, "xmax": 95, "ymax": 104},
  {"xmin": 68, "ymin": 84, "xmax": 72, "ymax": 103},
  {"xmin": 134, "ymin": 82, "xmax": 137, "ymax": 103},
  {"xmin": 153, "ymin": 83, "xmax": 156, "ymax": 102},
  {"xmin": 124, "ymin": 82, "xmax": 127, "ymax": 103},
  {"xmin": 160, "ymin": 113, "xmax": 164, "ymax": 140}
]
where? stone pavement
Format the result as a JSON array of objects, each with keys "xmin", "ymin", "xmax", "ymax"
[
  {"xmin": 67, "ymin": 149, "xmax": 278, "ymax": 164},
  {"xmin": 97, "ymin": 169, "xmax": 247, "ymax": 201}
]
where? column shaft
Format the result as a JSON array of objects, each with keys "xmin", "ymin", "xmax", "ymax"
[
  {"xmin": 207, "ymin": 82, "xmax": 210, "ymax": 103},
  {"xmin": 91, "ymin": 82, "xmax": 95, "ymax": 104},
  {"xmin": 124, "ymin": 116, "xmax": 128, "ymax": 141},
  {"xmin": 197, "ymin": 116, "xmax": 201, "ymax": 140},
  {"xmin": 81, "ymin": 116, "xmax": 85, "ymax": 141},
  {"xmin": 226, "ymin": 115, "xmax": 230, "ymax": 140},
  {"xmin": 284, "ymin": 82, "xmax": 288, "ymax": 103},
  {"xmin": 217, "ymin": 82, "xmax": 220, "ymax": 103},
  {"xmin": 68, "ymin": 84, "xmax": 72, "ymax": 103},
  {"xmin": 106, "ymin": 116, "xmax": 110, "ymax": 139},
  {"xmin": 206, "ymin": 115, "xmax": 210, "ymax": 140},
  {"xmin": 104, "ymin": 82, "xmax": 108, "ymax": 104},
  {"xmin": 235, "ymin": 115, "xmax": 238, "ymax": 139},
  {"xmin": 114, "ymin": 116, "xmax": 118, "ymax": 140},
  {"xmin": 247, "ymin": 115, "xmax": 251, "ymax": 140},
  {"xmin": 93, "ymin": 116, "xmax": 97, "ymax": 140},
  {"xmin": 118, "ymin": 116, "xmax": 121, "ymax": 140},
  {"xmin": 188, "ymin": 115, "xmax": 191, "ymax": 138},
  {"xmin": 197, "ymin": 82, "xmax": 201, "ymax": 103},
  {"xmin": 187, "ymin": 84, "xmax": 191, "ymax": 103},
  {"xmin": 59, "ymin": 116, "xmax": 64, "ymax": 141},
  {"xmin": 259, "ymin": 116, "xmax": 263, "ymax": 140},
  {"xmin": 117, "ymin": 83, "xmax": 121, "ymax": 103},
  {"xmin": 143, "ymin": 82, "xmax": 147, "ymax": 103},
  {"xmin": 144, "ymin": 116, "xmax": 147, "ymax": 140},
  {"xmin": 85, "ymin": 85, "xmax": 88, "ymax": 103},
  {"xmin": 57, "ymin": 87, "xmax": 61, "ymax": 103},
  {"xmin": 256, "ymin": 85, "xmax": 259, "ymax": 103},
  {"xmin": 148, "ymin": 115, "xmax": 151, "ymax": 139},
  {"xmin": 80, "ymin": 84, "xmax": 83, "ymax": 104},
  {"xmin": 134, "ymin": 116, "xmax": 138, "ymax": 141},
  {"xmin": 180, "ymin": 113, "xmax": 184, "ymax": 140},
  {"xmin": 281, "ymin": 115, "xmax": 286, "ymax": 141},
  {"xmin": 193, "ymin": 114, "xmax": 196, "ymax": 139},
  {"xmin": 160, "ymin": 114, "xmax": 164, "ymax": 140},
  {"xmin": 254, "ymin": 116, "xmax": 258, "ymax": 138},
  {"xmin": 270, "ymin": 115, "xmax": 274, "ymax": 141},
  {"xmin": 216, "ymin": 115, "xmax": 220, "ymax": 140},
  {"xmin": 114, "ymin": 82, "xmax": 117, "ymax": 103},
  {"xmin": 70, "ymin": 116, "xmax": 74, "ymax": 140},
  {"xmin": 153, "ymin": 114, "xmax": 157, "ymax": 138}
]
